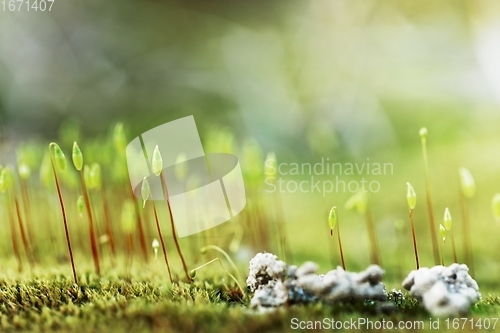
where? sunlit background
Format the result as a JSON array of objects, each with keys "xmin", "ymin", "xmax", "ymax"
[{"xmin": 1, "ymin": 1, "xmax": 500, "ymax": 287}]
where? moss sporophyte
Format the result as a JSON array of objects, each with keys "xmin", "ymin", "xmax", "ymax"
[
  {"xmin": 459, "ymin": 167, "xmax": 475, "ymax": 276},
  {"xmin": 345, "ymin": 191, "xmax": 380, "ymax": 265},
  {"xmin": 419, "ymin": 127, "xmax": 440, "ymax": 265},
  {"xmin": 153, "ymin": 145, "xmax": 191, "ymax": 282},
  {"xmin": 49, "ymin": 142, "xmax": 78, "ymax": 284},
  {"xmin": 444, "ymin": 207, "xmax": 457, "ymax": 263},
  {"xmin": 72, "ymin": 142, "xmax": 100, "ymax": 276},
  {"xmin": 406, "ymin": 182, "xmax": 419, "ymax": 269},
  {"xmin": 142, "ymin": 176, "xmax": 173, "ymax": 283},
  {"xmin": 328, "ymin": 206, "xmax": 346, "ymax": 270}
]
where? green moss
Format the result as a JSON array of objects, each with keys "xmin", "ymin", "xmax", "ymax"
[{"xmin": 0, "ymin": 270, "xmax": 497, "ymax": 332}]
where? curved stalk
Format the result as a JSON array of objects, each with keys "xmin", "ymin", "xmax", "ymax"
[
  {"xmin": 200, "ymin": 245, "xmax": 242, "ymax": 283},
  {"xmin": 190, "ymin": 258, "xmax": 244, "ymax": 296}
]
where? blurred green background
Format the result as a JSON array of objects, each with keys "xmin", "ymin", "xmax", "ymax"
[
  {"xmin": 1, "ymin": 1, "xmax": 500, "ymax": 151},
  {"xmin": 1, "ymin": 0, "xmax": 500, "ymax": 285}
]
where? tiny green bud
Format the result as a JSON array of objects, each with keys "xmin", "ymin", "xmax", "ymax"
[
  {"xmin": 406, "ymin": 182, "xmax": 417, "ymax": 210},
  {"xmin": 18, "ymin": 163, "xmax": 31, "ymax": 180},
  {"xmin": 40, "ymin": 152, "xmax": 52, "ymax": 188},
  {"xmin": 72, "ymin": 142, "xmax": 83, "ymax": 171},
  {"xmin": 444, "ymin": 207, "xmax": 452, "ymax": 231},
  {"xmin": 17, "ymin": 144, "xmax": 38, "ymax": 170},
  {"xmin": 83, "ymin": 165, "xmax": 91, "ymax": 188},
  {"xmin": 141, "ymin": 177, "xmax": 151, "ymax": 208},
  {"xmin": 113, "ymin": 122, "xmax": 127, "ymax": 154},
  {"xmin": 439, "ymin": 224, "xmax": 446, "ymax": 243},
  {"xmin": 419, "ymin": 127, "xmax": 428, "ymax": 140},
  {"xmin": 100, "ymin": 234, "xmax": 109, "ymax": 245},
  {"xmin": 459, "ymin": 167, "xmax": 475, "ymax": 198},
  {"xmin": 186, "ymin": 175, "xmax": 201, "ymax": 192},
  {"xmin": 0, "ymin": 167, "xmax": 13, "ymax": 193},
  {"xmin": 89, "ymin": 163, "xmax": 102, "ymax": 190},
  {"xmin": 242, "ymin": 140, "xmax": 263, "ymax": 183},
  {"xmin": 492, "ymin": 194, "xmax": 500, "ymax": 221},
  {"xmin": 174, "ymin": 154, "xmax": 187, "ymax": 180},
  {"xmin": 50, "ymin": 143, "xmax": 67, "ymax": 171},
  {"xmin": 77, "ymin": 195, "xmax": 84, "ymax": 217},
  {"xmin": 328, "ymin": 206, "xmax": 337, "ymax": 233},
  {"xmin": 121, "ymin": 200, "xmax": 136, "ymax": 233},
  {"xmin": 264, "ymin": 152, "xmax": 277, "ymax": 177},
  {"xmin": 190, "ymin": 270, "xmax": 197, "ymax": 278},
  {"xmin": 152, "ymin": 145, "xmax": 163, "ymax": 177},
  {"xmin": 394, "ymin": 219, "xmax": 405, "ymax": 232},
  {"xmin": 219, "ymin": 129, "xmax": 235, "ymax": 153},
  {"xmin": 345, "ymin": 191, "xmax": 367, "ymax": 214}
]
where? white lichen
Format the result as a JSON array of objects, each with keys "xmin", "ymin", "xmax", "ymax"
[
  {"xmin": 246, "ymin": 252, "xmax": 286, "ymax": 293},
  {"xmin": 247, "ymin": 252, "xmax": 387, "ymax": 310},
  {"xmin": 402, "ymin": 263, "xmax": 481, "ymax": 316},
  {"xmin": 250, "ymin": 280, "xmax": 288, "ymax": 308},
  {"xmin": 296, "ymin": 262, "xmax": 386, "ymax": 303}
]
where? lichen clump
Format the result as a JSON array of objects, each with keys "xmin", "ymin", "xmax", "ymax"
[
  {"xmin": 246, "ymin": 252, "xmax": 387, "ymax": 310},
  {"xmin": 246, "ymin": 252, "xmax": 287, "ymax": 293},
  {"xmin": 402, "ymin": 263, "xmax": 481, "ymax": 316},
  {"xmin": 296, "ymin": 262, "xmax": 386, "ymax": 303}
]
